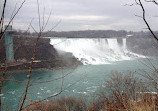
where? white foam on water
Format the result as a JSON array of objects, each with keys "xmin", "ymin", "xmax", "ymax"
[
  {"xmin": 0, "ymin": 94, "xmax": 4, "ymax": 96},
  {"xmin": 50, "ymin": 38, "xmax": 145, "ymax": 65},
  {"xmin": 37, "ymin": 92, "xmax": 41, "ymax": 95},
  {"xmin": 46, "ymin": 90, "xmax": 51, "ymax": 93}
]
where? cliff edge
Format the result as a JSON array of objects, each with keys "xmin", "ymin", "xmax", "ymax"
[{"xmin": 0, "ymin": 36, "xmax": 81, "ymax": 71}]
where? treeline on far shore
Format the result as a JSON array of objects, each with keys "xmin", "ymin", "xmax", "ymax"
[{"xmin": 13, "ymin": 29, "xmax": 158, "ymax": 38}]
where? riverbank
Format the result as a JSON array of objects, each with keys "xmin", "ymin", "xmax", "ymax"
[{"xmin": 5, "ymin": 61, "xmax": 81, "ymax": 74}]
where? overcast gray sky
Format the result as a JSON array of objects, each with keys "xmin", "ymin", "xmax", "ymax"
[{"xmin": 1, "ymin": 0, "xmax": 158, "ymax": 31}]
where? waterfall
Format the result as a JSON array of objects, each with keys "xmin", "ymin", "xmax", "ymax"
[
  {"xmin": 50, "ymin": 38, "xmax": 144, "ymax": 65},
  {"xmin": 123, "ymin": 38, "xmax": 127, "ymax": 50},
  {"xmin": 107, "ymin": 38, "xmax": 119, "ymax": 51}
]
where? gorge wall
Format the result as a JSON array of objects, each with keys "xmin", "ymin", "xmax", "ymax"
[{"xmin": 0, "ymin": 36, "xmax": 80, "ymax": 71}]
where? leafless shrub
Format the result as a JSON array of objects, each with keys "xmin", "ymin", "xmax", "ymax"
[
  {"xmin": 91, "ymin": 71, "xmax": 157, "ymax": 111},
  {"xmin": 24, "ymin": 97, "xmax": 87, "ymax": 111}
]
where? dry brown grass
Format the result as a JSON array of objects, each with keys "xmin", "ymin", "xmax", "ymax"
[
  {"xmin": 24, "ymin": 97, "xmax": 87, "ymax": 111},
  {"xmin": 24, "ymin": 93, "xmax": 158, "ymax": 111}
]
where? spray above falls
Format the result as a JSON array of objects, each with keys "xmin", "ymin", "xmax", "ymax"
[{"xmin": 50, "ymin": 38, "xmax": 144, "ymax": 65}]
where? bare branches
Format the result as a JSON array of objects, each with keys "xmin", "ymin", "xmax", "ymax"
[
  {"xmin": 42, "ymin": 7, "xmax": 45, "ymax": 30},
  {"xmin": 0, "ymin": 0, "xmax": 70, "ymax": 110},
  {"xmin": 18, "ymin": 31, "xmax": 42, "ymax": 111},
  {"xmin": 135, "ymin": 0, "xmax": 158, "ymax": 42},
  {"xmin": 0, "ymin": 0, "xmax": 7, "ymax": 34},
  {"xmin": 5, "ymin": 65, "xmax": 77, "ymax": 84},
  {"xmin": 124, "ymin": 3, "xmax": 136, "ymax": 6},
  {"xmin": 49, "ymin": 19, "xmax": 61, "ymax": 32},
  {"xmin": 18, "ymin": 1, "xmax": 59, "ymax": 110},
  {"xmin": 145, "ymin": 0, "xmax": 158, "ymax": 5},
  {"xmin": 0, "ymin": 0, "xmax": 26, "ymax": 40},
  {"xmin": 153, "ymin": 0, "xmax": 158, "ymax": 5},
  {"xmin": 37, "ymin": 0, "xmax": 41, "ymax": 32},
  {"xmin": 125, "ymin": 0, "xmax": 158, "ymax": 42},
  {"xmin": 42, "ymin": 9, "xmax": 53, "ymax": 31},
  {"xmin": 22, "ymin": 75, "xmax": 85, "ymax": 110},
  {"xmin": 134, "ymin": 14, "xmax": 143, "ymax": 18}
]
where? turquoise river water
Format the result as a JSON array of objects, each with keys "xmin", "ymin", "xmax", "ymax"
[{"xmin": 2, "ymin": 58, "xmax": 158, "ymax": 110}]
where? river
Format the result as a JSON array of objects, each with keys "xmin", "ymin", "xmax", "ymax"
[{"xmin": 2, "ymin": 37, "xmax": 157, "ymax": 110}]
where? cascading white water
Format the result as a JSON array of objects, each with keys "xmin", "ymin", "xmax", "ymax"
[
  {"xmin": 123, "ymin": 38, "xmax": 126, "ymax": 50},
  {"xmin": 50, "ymin": 38, "xmax": 144, "ymax": 65},
  {"xmin": 107, "ymin": 38, "xmax": 119, "ymax": 51}
]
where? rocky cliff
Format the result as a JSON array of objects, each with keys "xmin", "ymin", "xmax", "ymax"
[{"xmin": 0, "ymin": 36, "xmax": 81, "ymax": 71}]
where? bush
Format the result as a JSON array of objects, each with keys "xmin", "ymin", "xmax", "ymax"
[{"xmin": 25, "ymin": 97, "xmax": 87, "ymax": 111}]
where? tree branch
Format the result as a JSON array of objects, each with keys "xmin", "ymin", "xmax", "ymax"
[{"xmin": 138, "ymin": 0, "xmax": 158, "ymax": 42}]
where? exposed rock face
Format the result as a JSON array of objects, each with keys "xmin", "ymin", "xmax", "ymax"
[{"xmin": 0, "ymin": 36, "xmax": 81, "ymax": 71}]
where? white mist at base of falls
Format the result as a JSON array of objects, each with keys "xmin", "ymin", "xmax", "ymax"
[{"xmin": 50, "ymin": 38, "xmax": 144, "ymax": 65}]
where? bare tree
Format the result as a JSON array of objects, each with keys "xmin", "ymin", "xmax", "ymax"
[
  {"xmin": 0, "ymin": 1, "xmax": 26, "ymax": 110},
  {"xmin": 0, "ymin": 1, "xmax": 81, "ymax": 111},
  {"xmin": 136, "ymin": 0, "xmax": 158, "ymax": 41},
  {"xmin": 125, "ymin": 0, "xmax": 158, "ymax": 41},
  {"xmin": 127, "ymin": 0, "xmax": 158, "ymax": 94}
]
